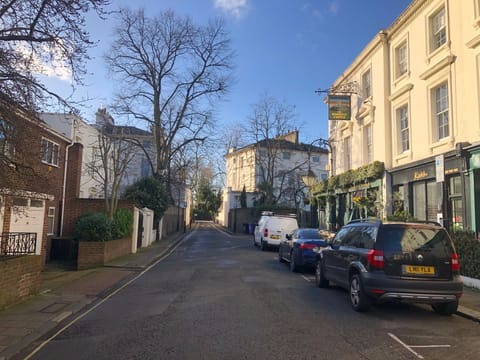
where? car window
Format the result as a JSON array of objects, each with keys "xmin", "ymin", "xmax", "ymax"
[
  {"xmin": 333, "ymin": 227, "xmax": 350, "ymax": 246},
  {"xmin": 382, "ymin": 226, "xmax": 451, "ymax": 257}
]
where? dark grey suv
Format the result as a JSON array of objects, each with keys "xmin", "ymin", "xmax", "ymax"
[{"xmin": 315, "ymin": 219, "xmax": 463, "ymax": 314}]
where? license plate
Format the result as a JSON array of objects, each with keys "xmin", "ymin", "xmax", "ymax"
[
  {"xmin": 403, "ymin": 265, "xmax": 435, "ymax": 275},
  {"xmin": 270, "ymin": 235, "xmax": 280, "ymax": 239}
]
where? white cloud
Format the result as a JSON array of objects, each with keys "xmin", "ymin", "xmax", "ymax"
[
  {"xmin": 328, "ymin": 1, "xmax": 339, "ymax": 15},
  {"xmin": 214, "ymin": 0, "xmax": 248, "ymax": 19},
  {"xmin": 16, "ymin": 43, "xmax": 72, "ymax": 82}
]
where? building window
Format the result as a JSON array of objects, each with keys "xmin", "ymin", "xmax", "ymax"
[
  {"xmin": 47, "ymin": 207, "xmax": 55, "ymax": 235},
  {"xmin": 0, "ymin": 118, "xmax": 14, "ymax": 159},
  {"xmin": 141, "ymin": 158, "xmax": 151, "ymax": 178},
  {"xmin": 344, "ymin": 137, "xmax": 351, "ymax": 170},
  {"xmin": 395, "ymin": 42, "xmax": 408, "ymax": 78},
  {"xmin": 311, "ymin": 155, "xmax": 320, "ymax": 163},
  {"xmin": 41, "ymin": 138, "xmax": 59, "ymax": 166},
  {"xmin": 362, "ymin": 70, "xmax": 371, "ymax": 98},
  {"xmin": 430, "ymin": 7, "xmax": 446, "ymax": 52},
  {"xmin": 397, "ymin": 105, "xmax": 409, "ymax": 153},
  {"xmin": 364, "ymin": 125, "xmax": 373, "ymax": 164},
  {"xmin": 282, "ymin": 152, "xmax": 291, "ymax": 160},
  {"xmin": 433, "ymin": 82, "xmax": 449, "ymax": 140}
]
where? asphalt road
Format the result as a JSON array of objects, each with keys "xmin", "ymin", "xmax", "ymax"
[{"xmin": 27, "ymin": 222, "xmax": 480, "ymax": 360}]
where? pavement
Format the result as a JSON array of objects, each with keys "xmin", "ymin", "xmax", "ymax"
[{"xmin": 1, "ymin": 227, "xmax": 480, "ymax": 360}]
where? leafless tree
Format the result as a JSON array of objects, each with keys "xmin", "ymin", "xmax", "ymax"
[
  {"xmin": 104, "ymin": 8, "xmax": 234, "ymax": 196},
  {"xmin": 86, "ymin": 127, "xmax": 137, "ymax": 219},
  {"xmin": 0, "ymin": 0, "xmax": 110, "ymax": 188},
  {"xmin": 246, "ymin": 93, "xmax": 301, "ymax": 205}
]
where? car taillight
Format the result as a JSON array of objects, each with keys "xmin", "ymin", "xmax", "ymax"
[
  {"xmin": 300, "ymin": 243, "xmax": 317, "ymax": 250},
  {"xmin": 264, "ymin": 228, "xmax": 268, "ymax": 237},
  {"xmin": 367, "ymin": 249, "xmax": 384, "ymax": 269},
  {"xmin": 451, "ymin": 253, "xmax": 460, "ymax": 272}
]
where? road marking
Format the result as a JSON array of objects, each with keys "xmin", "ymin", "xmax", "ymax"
[
  {"xmin": 388, "ymin": 332, "xmax": 451, "ymax": 359},
  {"xmin": 24, "ymin": 232, "xmax": 193, "ymax": 360}
]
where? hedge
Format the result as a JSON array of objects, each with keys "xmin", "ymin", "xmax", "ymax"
[{"xmin": 451, "ymin": 231, "xmax": 480, "ymax": 279}]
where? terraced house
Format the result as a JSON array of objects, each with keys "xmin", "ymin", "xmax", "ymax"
[{"xmin": 322, "ymin": 0, "xmax": 480, "ymax": 233}]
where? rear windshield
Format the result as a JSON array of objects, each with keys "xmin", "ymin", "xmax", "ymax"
[
  {"xmin": 381, "ymin": 226, "xmax": 452, "ymax": 257},
  {"xmin": 298, "ymin": 229, "xmax": 321, "ymax": 239}
]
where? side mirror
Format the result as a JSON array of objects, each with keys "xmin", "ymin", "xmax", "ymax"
[{"xmin": 286, "ymin": 234, "xmax": 292, "ymax": 240}]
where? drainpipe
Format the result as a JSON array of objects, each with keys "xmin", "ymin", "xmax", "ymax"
[{"xmin": 60, "ymin": 116, "xmax": 76, "ymax": 237}]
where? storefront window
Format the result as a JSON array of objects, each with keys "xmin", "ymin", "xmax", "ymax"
[
  {"xmin": 413, "ymin": 180, "xmax": 441, "ymax": 222},
  {"xmin": 451, "ymin": 198, "xmax": 463, "ymax": 231},
  {"xmin": 413, "ymin": 182, "xmax": 426, "ymax": 221}
]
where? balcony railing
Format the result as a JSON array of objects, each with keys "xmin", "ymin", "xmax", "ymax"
[{"xmin": 0, "ymin": 232, "xmax": 37, "ymax": 256}]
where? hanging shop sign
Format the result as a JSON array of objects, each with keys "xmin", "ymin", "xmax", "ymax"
[{"xmin": 328, "ymin": 95, "xmax": 351, "ymax": 120}]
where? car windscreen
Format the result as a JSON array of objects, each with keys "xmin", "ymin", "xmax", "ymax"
[{"xmin": 381, "ymin": 226, "xmax": 452, "ymax": 257}]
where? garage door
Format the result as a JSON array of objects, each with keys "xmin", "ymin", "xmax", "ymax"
[{"xmin": 9, "ymin": 197, "xmax": 45, "ymax": 255}]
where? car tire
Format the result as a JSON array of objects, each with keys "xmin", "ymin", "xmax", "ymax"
[
  {"xmin": 432, "ymin": 300, "xmax": 458, "ymax": 316},
  {"xmin": 315, "ymin": 260, "xmax": 329, "ymax": 288},
  {"xmin": 278, "ymin": 250, "xmax": 285, "ymax": 263},
  {"xmin": 290, "ymin": 251, "xmax": 298, "ymax": 272},
  {"xmin": 350, "ymin": 274, "xmax": 371, "ymax": 312},
  {"xmin": 260, "ymin": 239, "xmax": 267, "ymax": 251},
  {"xmin": 253, "ymin": 236, "xmax": 257, "ymax": 247}
]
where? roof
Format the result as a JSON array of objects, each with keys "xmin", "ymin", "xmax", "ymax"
[{"xmin": 226, "ymin": 138, "xmax": 328, "ymax": 157}]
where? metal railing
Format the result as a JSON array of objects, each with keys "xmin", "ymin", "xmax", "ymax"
[{"xmin": 0, "ymin": 232, "xmax": 37, "ymax": 256}]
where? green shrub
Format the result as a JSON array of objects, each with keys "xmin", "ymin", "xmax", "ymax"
[
  {"xmin": 112, "ymin": 208, "xmax": 133, "ymax": 239},
  {"xmin": 74, "ymin": 212, "xmax": 112, "ymax": 242},
  {"xmin": 451, "ymin": 231, "xmax": 480, "ymax": 279}
]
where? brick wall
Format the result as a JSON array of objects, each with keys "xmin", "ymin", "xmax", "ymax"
[
  {"xmin": 0, "ymin": 255, "xmax": 43, "ymax": 309},
  {"xmin": 77, "ymin": 237, "xmax": 132, "ymax": 270}
]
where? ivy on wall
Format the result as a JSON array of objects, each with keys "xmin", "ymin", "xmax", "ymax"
[{"xmin": 312, "ymin": 161, "xmax": 385, "ymax": 195}]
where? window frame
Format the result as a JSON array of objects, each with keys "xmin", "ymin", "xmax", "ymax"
[
  {"xmin": 432, "ymin": 82, "xmax": 449, "ymax": 141},
  {"xmin": 364, "ymin": 124, "xmax": 373, "ymax": 164},
  {"xmin": 47, "ymin": 206, "xmax": 55, "ymax": 235},
  {"xmin": 397, "ymin": 104, "xmax": 410, "ymax": 153},
  {"xmin": 395, "ymin": 41, "xmax": 408, "ymax": 78},
  {"xmin": 430, "ymin": 7, "xmax": 446, "ymax": 52},
  {"xmin": 362, "ymin": 69, "xmax": 372, "ymax": 99},
  {"xmin": 41, "ymin": 137, "xmax": 60, "ymax": 167}
]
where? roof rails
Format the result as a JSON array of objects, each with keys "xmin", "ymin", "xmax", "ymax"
[{"xmin": 406, "ymin": 220, "xmax": 443, "ymax": 227}]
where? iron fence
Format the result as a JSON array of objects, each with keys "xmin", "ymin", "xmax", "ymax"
[{"xmin": 0, "ymin": 232, "xmax": 37, "ymax": 256}]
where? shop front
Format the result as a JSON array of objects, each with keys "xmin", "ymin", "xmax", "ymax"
[
  {"xmin": 466, "ymin": 144, "xmax": 480, "ymax": 233},
  {"xmin": 390, "ymin": 153, "xmax": 469, "ymax": 231}
]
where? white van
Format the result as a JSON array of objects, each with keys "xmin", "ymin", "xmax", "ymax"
[{"xmin": 254, "ymin": 214, "xmax": 298, "ymax": 251}]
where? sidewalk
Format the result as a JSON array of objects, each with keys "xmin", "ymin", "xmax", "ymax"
[
  {"xmin": 1, "ymin": 228, "xmax": 480, "ymax": 360},
  {"xmin": 0, "ymin": 231, "xmax": 187, "ymax": 360}
]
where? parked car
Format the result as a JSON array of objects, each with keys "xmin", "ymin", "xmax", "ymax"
[
  {"xmin": 278, "ymin": 228, "xmax": 327, "ymax": 272},
  {"xmin": 315, "ymin": 219, "xmax": 463, "ymax": 315},
  {"xmin": 253, "ymin": 211, "xmax": 274, "ymax": 246},
  {"xmin": 253, "ymin": 213, "xmax": 298, "ymax": 251}
]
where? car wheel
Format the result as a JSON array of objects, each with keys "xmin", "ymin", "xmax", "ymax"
[
  {"xmin": 260, "ymin": 239, "xmax": 267, "ymax": 251},
  {"xmin": 290, "ymin": 251, "xmax": 298, "ymax": 272},
  {"xmin": 253, "ymin": 236, "xmax": 257, "ymax": 247},
  {"xmin": 278, "ymin": 249, "xmax": 285, "ymax": 263},
  {"xmin": 350, "ymin": 274, "xmax": 371, "ymax": 312},
  {"xmin": 432, "ymin": 300, "xmax": 458, "ymax": 316},
  {"xmin": 315, "ymin": 260, "xmax": 329, "ymax": 288}
]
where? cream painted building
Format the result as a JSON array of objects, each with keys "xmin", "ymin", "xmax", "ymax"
[
  {"xmin": 326, "ymin": 0, "xmax": 480, "ymax": 232},
  {"xmin": 217, "ymin": 130, "xmax": 329, "ymax": 227}
]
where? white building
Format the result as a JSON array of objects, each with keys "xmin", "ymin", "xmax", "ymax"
[{"xmin": 218, "ymin": 130, "xmax": 329, "ymax": 227}]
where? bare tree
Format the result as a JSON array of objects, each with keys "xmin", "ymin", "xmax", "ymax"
[
  {"xmin": 104, "ymin": 8, "xmax": 234, "ymax": 196},
  {"xmin": 0, "ymin": 0, "xmax": 110, "ymax": 188},
  {"xmin": 247, "ymin": 94, "xmax": 300, "ymax": 205},
  {"xmin": 86, "ymin": 127, "xmax": 137, "ymax": 219}
]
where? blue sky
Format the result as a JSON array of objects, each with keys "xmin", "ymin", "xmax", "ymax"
[{"xmin": 45, "ymin": 0, "xmax": 413, "ymax": 144}]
